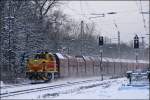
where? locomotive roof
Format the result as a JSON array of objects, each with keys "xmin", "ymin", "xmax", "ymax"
[{"xmin": 55, "ymin": 53, "xmax": 65, "ymax": 59}]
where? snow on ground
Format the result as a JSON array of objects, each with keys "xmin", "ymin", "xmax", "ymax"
[
  {"xmin": 1, "ymin": 76, "xmax": 109, "ymax": 94},
  {"xmin": 1, "ymin": 77, "xmax": 149, "ymax": 99},
  {"xmin": 42, "ymin": 78, "xmax": 149, "ymax": 99},
  {"xmin": 0, "ymin": 81, "xmax": 5, "ymax": 87}
]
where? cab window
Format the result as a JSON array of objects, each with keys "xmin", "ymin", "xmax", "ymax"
[
  {"xmin": 35, "ymin": 53, "xmax": 46, "ymax": 59},
  {"xmin": 48, "ymin": 55, "xmax": 54, "ymax": 61}
]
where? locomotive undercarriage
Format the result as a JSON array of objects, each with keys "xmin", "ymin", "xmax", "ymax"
[{"xmin": 26, "ymin": 72, "xmax": 60, "ymax": 82}]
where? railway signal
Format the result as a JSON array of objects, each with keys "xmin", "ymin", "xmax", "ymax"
[
  {"xmin": 134, "ymin": 35, "xmax": 139, "ymax": 49},
  {"xmin": 98, "ymin": 36, "xmax": 104, "ymax": 80},
  {"xmin": 99, "ymin": 36, "xmax": 104, "ymax": 46},
  {"xmin": 133, "ymin": 34, "xmax": 139, "ymax": 70}
]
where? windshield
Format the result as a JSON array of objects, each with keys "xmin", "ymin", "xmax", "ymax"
[{"xmin": 34, "ymin": 53, "xmax": 46, "ymax": 59}]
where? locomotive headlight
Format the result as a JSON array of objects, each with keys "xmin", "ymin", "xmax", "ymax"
[{"xmin": 33, "ymin": 60, "xmax": 39, "ymax": 64}]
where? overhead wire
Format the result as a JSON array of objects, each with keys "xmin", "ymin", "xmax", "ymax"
[
  {"xmin": 64, "ymin": 1, "xmax": 99, "ymax": 37},
  {"xmin": 64, "ymin": 1, "xmax": 148, "ymax": 39},
  {"xmin": 79, "ymin": 1, "xmax": 101, "ymax": 35},
  {"xmin": 84, "ymin": 1, "xmax": 105, "ymax": 36},
  {"xmin": 80, "ymin": 0, "xmax": 84, "ymax": 20},
  {"xmin": 64, "ymin": 2, "xmax": 92, "ymax": 22},
  {"xmin": 136, "ymin": 0, "xmax": 147, "ymax": 33},
  {"xmin": 139, "ymin": 0, "xmax": 147, "ymax": 32}
]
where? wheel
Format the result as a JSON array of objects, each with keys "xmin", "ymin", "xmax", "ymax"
[
  {"xmin": 54, "ymin": 72, "xmax": 60, "ymax": 78},
  {"xmin": 47, "ymin": 73, "xmax": 52, "ymax": 81},
  {"xmin": 29, "ymin": 74, "xmax": 33, "ymax": 80},
  {"xmin": 28, "ymin": 73, "xmax": 34, "ymax": 80}
]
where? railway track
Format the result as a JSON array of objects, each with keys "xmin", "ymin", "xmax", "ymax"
[
  {"xmin": 0, "ymin": 83, "xmax": 32, "ymax": 89},
  {"xmin": 0, "ymin": 78, "xmax": 103, "ymax": 98},
  {"xmin": 0, "ymin": 81, "xmax": 48, "ymax": 89}
]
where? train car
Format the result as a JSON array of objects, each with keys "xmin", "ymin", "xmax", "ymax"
[
  {"xmin": 93, "ymin": 56, "xmax": 101, "ymax": 76},
  {"xmin": 55, "ymin": 53, "xmax": 68, "ymax": 78},
  {"xmin": 75, "ymin": 55, "xmax": 86, "ymax": 77},
  {"xmin": 84, "ymin": 56, "xmax": 94, "ymax": 76},
  {"xmin": 66, "ymin": 55, "xmax": 78, "ymax": 77},
  {"xmin": 101, "ymin": 58, "xmax": 108, "ymax": 76},
  {"xmin": 26, "ymin": 52, "xmax": 149, "ymax": 81},
  {"xmin": 120, "ymin": 61, "xmax": 128, "ymax": 75}
]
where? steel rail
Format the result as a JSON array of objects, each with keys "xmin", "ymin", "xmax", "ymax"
[{"xmin": 0, "ymin": 78, "xmax": 102, "ymax": 98}]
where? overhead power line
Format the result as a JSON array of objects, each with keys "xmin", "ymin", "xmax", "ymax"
[{"xmin": 139, "ymin": 0, "xmax": 147, "ymax": 28}]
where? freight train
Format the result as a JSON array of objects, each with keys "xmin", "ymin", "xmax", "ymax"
[{"xmin": 26, "ymin": 52, "xmax": 149, "ymax": 81}]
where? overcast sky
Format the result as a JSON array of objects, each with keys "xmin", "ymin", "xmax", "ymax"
[{"xmin": 58, "ymin": 1, "xmax": 149, "ymax": 44}]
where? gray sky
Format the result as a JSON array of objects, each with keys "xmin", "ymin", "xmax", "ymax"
[{"xmin": 58, "ymin": 1, "xmax": 149, "ymax": 45}]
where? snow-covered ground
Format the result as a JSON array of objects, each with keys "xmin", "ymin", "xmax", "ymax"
[
  {"xmin": 1, "ymin": 77, "xmax": 149, "ymax": 99},
  {"xmin": 0, "ymin": 81, "xmax": 5, "ymax": 87}
]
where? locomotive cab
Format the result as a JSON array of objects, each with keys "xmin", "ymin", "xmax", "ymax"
[{"xmin": 26, "ymin": 52, "xmax": 59, "ymax": 81}]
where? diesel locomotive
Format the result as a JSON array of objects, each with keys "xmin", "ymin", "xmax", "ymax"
[{"xmin": 26, "ymin": 52, "xmax": 59, "ymax": 81}]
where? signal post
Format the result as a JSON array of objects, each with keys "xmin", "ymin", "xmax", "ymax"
[
  {"xmin": 134, "ymin": 34, "xmax": 139, "ymax": 70},
  {"xmin": 99, "ymin": 36, "xmax": 104, "ymax": 80}
]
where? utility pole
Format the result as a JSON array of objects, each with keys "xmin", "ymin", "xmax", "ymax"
[
  {"xmin": 100, "ymin": 47, "xmax": 103, "ymax": 80},
  {"xmin": 149, "ymin": 34, "xmax": 150, "ymax": 70},
  {"xmin": 145, "ymin": 34, "xmax": 150, "ymax": 70},
  {"xmin": 118, "ymin": 31, "xmax": 121, "ymax": 60},
  {"xmin": 140, "ymin": 36, "xmax": 145, "ymax": 59},
  {"xmin": 114, "ymin": 21, "xmax": 121, "ymax": 60},
  {"xmin": 80, "ymin": 20, "xmax": 84, "ymax": 55},
  {"xmin": 141, "ymin": 37, "xmax": 145, "ymax": 47}
]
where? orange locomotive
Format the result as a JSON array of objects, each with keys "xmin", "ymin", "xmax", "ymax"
[{"xmin": 26, "ymin": 52, "xmax": 59, "ymax": 81}]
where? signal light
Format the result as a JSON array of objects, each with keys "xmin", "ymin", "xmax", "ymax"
[
  {"xmin": 99, "ymin": 36, "xmax": 103, "ymax": 46},
  {"xmin": 134, "ymin": 35, "xmax": 139, "ymax": 49}
]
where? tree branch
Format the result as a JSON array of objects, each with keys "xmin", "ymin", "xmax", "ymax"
[
  {"xmin": 40, "ymin": 0, "xmax": 48, "ymax": 13},
  {"xmin": 43, "ymin": 0, "xmax": 56, "ymax": 16}
]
